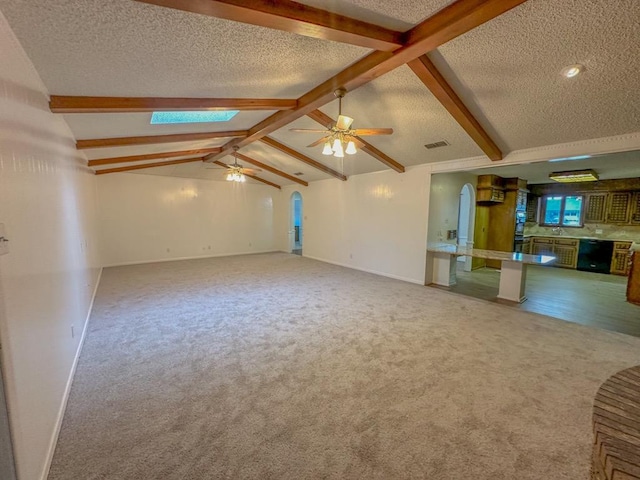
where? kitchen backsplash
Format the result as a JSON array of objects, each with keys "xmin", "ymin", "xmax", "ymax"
[{"xmin": 524, "ymin": 223, "xmax": 640, "ymax": 241}]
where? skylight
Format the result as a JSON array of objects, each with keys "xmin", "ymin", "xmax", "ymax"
[{"xmin": 150, "ymin": 111, "xmax": 239, "ymax": 124}]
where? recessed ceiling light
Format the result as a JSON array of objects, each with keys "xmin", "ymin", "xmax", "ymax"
[
  {"xmin": 150, "ymin": 111, "xmax": 239, "ymax": 124},
  {"xmin": 561, "ymin": 64, "xmax": 585, "ymax": 78}
]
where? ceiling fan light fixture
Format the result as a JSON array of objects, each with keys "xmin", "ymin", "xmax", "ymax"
[
  {"xmin": 332, "ymin": 138, "xmax": 342, "ymax": 152},
  {"xmin": 335, "ymin": 115, "xmax": 354, "ymax": 130},
  {"xmin": 322, "ymin": 141, "xmax": 333, "ymax": 155},
  {"xmin": 345, "ymin": 140, "xmax": 357, "ymax": 155},
  {"xmin": 333, "ymin": 143, "xmax": 345, "ymax": 157}
]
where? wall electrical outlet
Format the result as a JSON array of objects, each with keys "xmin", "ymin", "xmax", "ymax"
[{"xmin": 0, "ymin": 223, "xmax": 9, "ymax": 255}]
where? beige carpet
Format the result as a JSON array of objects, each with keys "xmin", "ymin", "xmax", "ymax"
[{"xmin": 48, "ymin": 253, "xmax": 640, "ymax": 479}]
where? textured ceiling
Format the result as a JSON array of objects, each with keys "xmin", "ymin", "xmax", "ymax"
[
  {"xmin": 1, "ymin": 0, "xmax": 639, "ymax": 186},
  {"xmin": 437, "ymin": 0, "xmax": 640, "ymax": 152},
  {"xmin": 0, "ymin": 0, "xmax": 368, "ymax": 97}
]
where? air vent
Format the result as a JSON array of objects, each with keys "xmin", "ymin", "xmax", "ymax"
[
  {"xmin": 424, "ymin": 140, "xmax": 450, "ymax": 149},
  {"xmin": 293, "ymin": 172, "xmax": 304, "ymax": 176}
]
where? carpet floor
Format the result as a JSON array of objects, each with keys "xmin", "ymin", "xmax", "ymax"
[{"xmin": 48, "ymin": 253, "xmax": 640, "ymax": 479}]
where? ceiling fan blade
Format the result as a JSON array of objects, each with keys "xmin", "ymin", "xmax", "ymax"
[
  {"xmin": 289, "ymin": 128, "xmax": 328, "ymax": 133},
  {"xmin": 307, "ymin": 136, "xmax": 330, "ymax": 148},
  {"xmin": 352, "ymin": 128, "xmax": 393, "ymax": 136},
  {"xmin": 242, "ymin": 167, "xmax": 262, "ymax": 174},
  {"xmin": 335, "ymin": 114, "xmax": 354, "ymax": 130}
]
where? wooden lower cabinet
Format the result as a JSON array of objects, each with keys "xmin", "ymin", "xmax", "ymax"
[
  {"xmin": 610, "ymin": 241, "xmax": 632, "ymax": 276},
  {"xmin": 531, "ymin": 237, "xmax": 578, "ymax": 268},
  {"xmin": 522, "ymin": 238, "xmax": 531, "ymax": 254},
  {"xmin": 531, "ymin": 237, "xmax": 554, "ymax": 256}
]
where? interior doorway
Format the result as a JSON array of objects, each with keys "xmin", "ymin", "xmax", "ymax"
[
  {"xmin": 457, "ymin": 183, "xmax": 475, "ymax": 272},
  {"xmin": 290, "ymin": 192, "xmax": 303, "ymax": 255}
]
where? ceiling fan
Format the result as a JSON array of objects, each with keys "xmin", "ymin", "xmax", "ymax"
[
  {"xmin": 290, "ymin": 88, "xmax": 393, "ymax": 158},
  {"xmin": 207, "ymin": 146, "xmax": 261, "ymax": 182}
]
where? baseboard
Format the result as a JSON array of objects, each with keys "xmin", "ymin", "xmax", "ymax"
[
  {"xmin": 302, "ymin": 254, "xmax": 423, "ymax": 285},
  {"xmin": 103, "ymin": 250, "xmax": 280, "ymax": 268},
  {"xmin": 40, "ymin": 267, "xmax": 103, "ymax": 480}
]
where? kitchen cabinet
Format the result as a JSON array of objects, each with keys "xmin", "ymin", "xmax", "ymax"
[
  {"xmin": 630, "ymin": 192, "xmax": 640, "ymax": 225},
  {"xmin": 553, "ymin": 238, "xmax": 579, "ymax": 268},
  {"xmin": 611, "ymin": 241, "xmax": 632, "ymax": 276},
  {"xmin": 526, "ymin": 195, "xmax": 538, "ymax": 223},
  {"xmin": 628, "ymin": 248, "xmax": 640, "ymax": 305},
  {"xmin": 476, "ymin": 175, "xmax": 505, "ymax": 204},
  {"xmin": 531, "ymin": 237, "xmax": 578, "ymax": 268},
  {"xmin": 531, "ymin": 237, "xmax": 554, "ymax": 256},
  {"xmin": 606, "ymin": 192, "xmax": 632, "ymax": 224},
  {"xmin": 584, "ymin": 192, "xmax": 608, "ymax": 223},
  {"xmin": 484, "ymin": 177, "xmax": 527, "ymax": 268},
  {"xmin": 522, "ymin": 237, "xmax": 531, "ymax": 254}
]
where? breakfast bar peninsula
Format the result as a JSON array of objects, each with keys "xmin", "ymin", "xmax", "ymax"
[{"xmin": 426, "ymin": 244, "xmax": 556, "ymax": 303}]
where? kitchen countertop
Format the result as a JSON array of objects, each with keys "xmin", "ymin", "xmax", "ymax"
[
  {"xmin": 427, "ymin": 243, "xmax": 555, "ymax": 265},
  {"xmin": 524, "ymin": 234, "xmax": 635, "ymax": 242}
]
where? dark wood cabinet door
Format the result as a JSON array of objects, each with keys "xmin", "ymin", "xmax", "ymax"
[
  {"xmin": 584, "ymin": 192, "xmax": 607, "ymax": 223},
  {"xmin": 606, "ymin": 192, "xmax": 632, "ymax": 223}
]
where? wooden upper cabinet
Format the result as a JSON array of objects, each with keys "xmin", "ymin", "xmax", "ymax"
[
  {"xmin": 525, "ymin": 195, "xmax": 538, "ymax": 222},
  {"xmin": 630, "ymin": 192, "xmax": 640, "ymax": 225},
  {"xmin": 606, "ymin": 192, "xmax": 632, "ymax": 224},
  {"xmin": 584, "ymin": 192, "xmax": 608, "ymax": 223}
]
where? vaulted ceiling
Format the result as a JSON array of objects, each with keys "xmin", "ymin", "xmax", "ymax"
[{"xmin": 1, "ymin": 0, "xmax": 639, "ymax": 188}]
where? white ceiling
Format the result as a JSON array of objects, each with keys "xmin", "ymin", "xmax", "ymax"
[{"xmin": 0, "ymin": 0, "xmax": 639, "ymax": 187}]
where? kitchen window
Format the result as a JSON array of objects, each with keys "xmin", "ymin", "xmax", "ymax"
[{"xmin": 541, "ymin": 195, "xmax": 584, "ymax": 227}]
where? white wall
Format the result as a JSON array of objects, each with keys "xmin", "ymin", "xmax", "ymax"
[
  {"xmin": 427, "ymin": 172, "xmax": 478, "ymax": 244},
  {"xmin": 97, "ymin": 173, "xmax": 277, "ymax": 266},
  {"xmin": 0, "ymin": 12, "xmax": 101, "ymax": 480},
  {"xmin": 275, "ymin": 166, "xmax": 432, "ymax": 284}
]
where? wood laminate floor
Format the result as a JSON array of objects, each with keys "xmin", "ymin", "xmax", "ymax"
[{"xmin": 438, "ymin": 263, "xmax": 640, "ymax": 337}]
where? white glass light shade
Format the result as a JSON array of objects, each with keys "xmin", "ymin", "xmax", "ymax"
[
  {"xmin": 345, "ymin": 140, "xmax": 357, "ymax": 155},
  {"xmin": 322, "ymin": 142, "xmax": 333, "ymax": 155}
]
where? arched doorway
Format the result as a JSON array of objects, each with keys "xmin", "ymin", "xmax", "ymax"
[
  {"xmin": 457, "ymin": 183, "xmax": 475, "ymax": 272},
  {"xmin": 290, "ymin": 192, "xmax": 303, "ymax": 255}
]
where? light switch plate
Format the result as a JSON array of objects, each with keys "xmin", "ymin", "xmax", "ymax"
[{"xmin": 0, "ymin": 224, "xmax": 9, "ymax": 255}]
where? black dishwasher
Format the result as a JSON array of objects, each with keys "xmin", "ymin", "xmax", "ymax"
[{"xmin": 577, "ymin": 239, "xmax": 614, "ymax": 274}]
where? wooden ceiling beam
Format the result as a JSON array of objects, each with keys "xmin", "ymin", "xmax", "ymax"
[
  {"xmin": 212, "ymin": 160, "xmax": 281, "ymax": 189},
  {"xmin": 94, "ymin": 157, "xmax": 204, "ymax": 175},
  {"xmin": 259, "ymin": 136, "xmax": 346, "ymax": 181},
  {"xmin": 306, "ymin": 109, "xmax": 405, "ymax": 173},
  {"xmin": 135, "ymin": 0, "xmax": 404, "ymax": 51},
  {"xmin": 77, "ymin": 130, "xmax": 248, "ymax": 149},
  {"xmin": 206, "ymin": 0, "xmax": 527, "ymax": 162},
  {"xmin": 88, "ymin": 148, "xmax": 222, "ymax": 167},
  {"xmin": 234, "ymin": 152, "xmax": 308, "ymax": 186},
  {"xmin": 50, "ymin": 96, "xmax": 297, "ymax": 113},
  {"xmin": 407, "ymin": 55, "xmax": 502, "ymax": 161}
]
